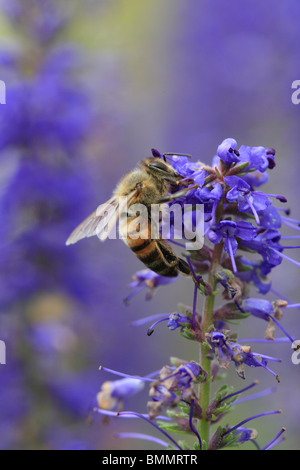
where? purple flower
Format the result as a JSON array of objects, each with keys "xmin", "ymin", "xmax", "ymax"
[
  {"xmin": 206, "ymin": 331, "xmax": 281, "ymax": 381},
  {"xmin": 198, "ymin": 182, "xmax": 223, "ymax": 227},
  {"xmin": 97, "ymin": 378, "xmax": 145, "ymax": 412},
  {"xmin": 224, "ymin": 175, "xmax": 270, "ymax": 224},
  {"xmin": 259, "ymin": 205, "xmax": 282, "ymax": 229},
  {"xmin": 237, "ymin": 257, "xmax": 272, "ymax": 295},
  {"xmin": 242, "ymin": 170, "xmax": 269, "ymax": 188},
  {"xmin": 148, "ymin": 383, "xmax": 179, "ymax": 419},
  {"xmin": 242, "ymin": 298, "xmax": 293, "ymax": 342},
  {"xmin": 0, "ymin": 159, "xmax": 97, "ymax": 306},
  {"xmin": 131, "ymin": 311, "xmax": 192, "ymax": 337},
  {"xmin": 242, "ymin": 298, "xmax": 274, "ymax": 320},
  {"xmin": 167, "ymin": 313, "xmax": 191, "ymax": 331},
  {"xmin": 217, "ymin": 138, "xmax": 240, "ymax": 165},
  {"xmin": 234, "ymin": 427, "xmax": 258, "ymax": 443},
  {"xmin": 169, "ymin": 363, "xmax": 200, "ymax": 388},
  {"xmin": 124, "ymin": 269, "xmax": 177, "ymax": 304},
  {"xmin": 208, "ymin": 220, "xmax": 257, "ymax": 272},
  {"xmin": 265, "ymin": 148, "xmax": 276, "ymax": 169},
  {"xmin": 222, "ymin": 409, "xmax": 282, "ymax": 443},
  {"xmin": 147, "ymin": 362, "xmax": 201, "ymax": 419},
  {"xmin": 209, "ymin": 220, "xmax": 257, "ymax": 250},
  {"xmin": 239, "ymin": 229, "xmax": 283, "ymax": 267},
  {"xmin": 0, "ymin": 0, "xmax": 122, "ymax": 452},
  {"xmin": 199, "ymin": 182, "xmax": 223, "ymax": 203},
  {"xmin": 167, "ymin": 155, "xmax": 196, "ymax": 178},
  {"xmin": 0, "ymin": 73, "xmax": 92, "ymax": 155},
  {"xmin": 238, "ymin": 145, "xmax": 270, "ymax": 172}
]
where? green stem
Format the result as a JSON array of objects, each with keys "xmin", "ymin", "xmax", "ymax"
[{"xmin": 199, "ymin": 240, "xmax": 224, "ymax": 447}]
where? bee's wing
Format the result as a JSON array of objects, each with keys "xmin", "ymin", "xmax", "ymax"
[
  {"xmin": 65, "ymin": 190, "xmax": 138, "ymax": 246},
  {"xmin": 66, "ymin": 197, "xmax": 117, "ymax": 245}
]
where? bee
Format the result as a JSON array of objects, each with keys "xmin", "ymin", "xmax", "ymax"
[{"xmin": 66, "ymin": 153, "xmax": 195, "ymax": 277}]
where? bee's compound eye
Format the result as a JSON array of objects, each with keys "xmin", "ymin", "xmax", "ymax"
[{"xmin": 148, "ymin": 161, "xmax": 168, "ymax": 171}]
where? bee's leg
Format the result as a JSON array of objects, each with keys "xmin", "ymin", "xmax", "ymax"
[
  {"xmin": 177, "ymin": 258, "xmax": 192, "ymax": 276},
  {"xmin": 156, "ymin": 240, "xmax": 191, "ymax": 277},
  {"xmin": 156, "ymin": 240, "xmax": 178, "ymax": 267},
  {"xmin": 158, "ymin": 183, "xmax": 200, "ymax": 203},
  {"xmin": 161, "ymin": 175, "xmax": 182, "ymax": 185},
  {"xmin": 162, "ymin": 176, "xmax": 195, "ymax": 188}
]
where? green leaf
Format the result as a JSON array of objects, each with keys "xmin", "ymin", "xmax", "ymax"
[{"xmin": 159, "ymin": 424, "xmax": 191, "ymax": 434}]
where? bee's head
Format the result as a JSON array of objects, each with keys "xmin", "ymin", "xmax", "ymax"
[{"xmin": 142, "ymin": 158, "xmax": 181, "ymax": 180}]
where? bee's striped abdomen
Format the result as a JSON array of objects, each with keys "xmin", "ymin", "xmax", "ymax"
[
  {"xmin": 130, "ymin": 239, "xmax": 152, "ymax": 253},
  {"xmin": 139, "ymin": 241, "xmax": 179, "ymax": 277},
  {"xmin": 124, "ymin": 219, "xmax": 189, "ymax": 277}
]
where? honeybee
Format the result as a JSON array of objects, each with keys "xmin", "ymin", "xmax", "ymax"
[{"xmin": 66, "ymin": 154, "xmax": 194, "ymax": 277}]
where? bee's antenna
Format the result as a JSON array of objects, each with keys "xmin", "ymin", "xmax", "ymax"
[
  {"xmin": 151, "ymin": 149, "xmax": 193, "ymax": 163},
  {"xmin": 163, "ymin": 152, "xmax": 193, "ymax": 160},
  {"xmin": 151, "ymin": 148, "xmax": 162, "ymax": 158},
  {"xmin": 151, "ymin": 148, "xmax": 167, "ymax": 162}
]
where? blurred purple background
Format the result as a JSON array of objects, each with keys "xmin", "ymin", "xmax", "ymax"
[{"xmin": 0, "ymin": 0, "xmax": 299, "ymax": 450}]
